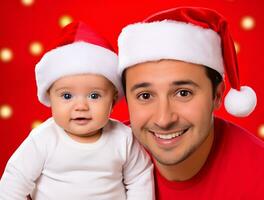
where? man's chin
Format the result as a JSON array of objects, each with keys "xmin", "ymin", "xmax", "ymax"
[
  {"xmin": 152, "ymin": 148, "xmax": 194, "ymax": 166},
  {"xmin": 154, "ymin": 156, "xmax": 185, "ymax": 166}
]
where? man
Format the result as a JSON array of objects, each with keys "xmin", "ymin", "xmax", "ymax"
[{"xmin": 118, "ymin": 7, "xmax": 264, "ymax": 199}]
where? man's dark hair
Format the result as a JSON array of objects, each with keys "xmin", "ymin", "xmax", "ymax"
[
  {"xmin": 121, "ymin": 65, "xmax": 223, "ymax": 99},
  {"xmin": 121, "ymin": 69, "xmax": 128, "ymax": 98},
  {"xmin": 204, "ymin": 66, "xmax": 223, "ymax": 98}
]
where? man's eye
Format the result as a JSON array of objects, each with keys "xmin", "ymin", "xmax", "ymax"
[
  {"xmin": 89, "ymin": 93, "xmax": 101, "ymax": 99},
  {"xmin": 62, "ymin": 93, "xmax": 72, "ymax": 100},
  {"xmin": 138, "ymin": 93, "xmax": 151, "ymax": 100},
  {"xmin": 177, "ymin": 90, "xmax": 192, "ymax": 97}
]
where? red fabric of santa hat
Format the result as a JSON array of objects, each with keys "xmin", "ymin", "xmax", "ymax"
[
  {"xmin": 118, "ymin": 7, "xmax": 257, "ymax": 117},
  {"xmin": 36, "ymin": 21, "xmax": 122, "ymax": 107}
]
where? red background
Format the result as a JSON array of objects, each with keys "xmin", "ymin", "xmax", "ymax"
[{"xmin": 0, "ymin": 0, "xmax": 263, "ymax": 177}]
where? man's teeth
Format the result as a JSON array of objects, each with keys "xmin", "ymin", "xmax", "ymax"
[{"xmin": 154, "ymin": 131, "xmax": 184, "ymax": 139}]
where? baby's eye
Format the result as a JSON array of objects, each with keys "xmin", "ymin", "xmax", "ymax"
[
  {"xmin": 89, "ymin": 92, "xmax": 101, "ymax": 99},
  {"xmin": 62, "ymin": 93, "xmax": 72, "ymax": 100}
]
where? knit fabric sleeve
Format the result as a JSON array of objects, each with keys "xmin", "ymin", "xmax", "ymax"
[
  {"xmin": 122, "ymin": 128, "xmax": 155, "ymax": 200},
  {"xmin": 0, "ymin": 124, "xmax": 48, "ymax": 199}
]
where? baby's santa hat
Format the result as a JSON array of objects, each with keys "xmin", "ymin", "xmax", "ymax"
[
  {"xmin": 118, "ymin": 7, "xmax": 257, "ymax": 117},
  {"xmin": 35, "ymin": 21, "xmax": 122, "ymax": 107}
]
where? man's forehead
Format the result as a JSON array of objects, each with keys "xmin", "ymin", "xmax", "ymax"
[{"xmin": 125, "ymin": 60, "xmax": 206, "ymax": 79}]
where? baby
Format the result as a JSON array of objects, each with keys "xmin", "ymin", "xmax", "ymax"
[{"xmin": 0, "ymin": 21, "xmax": 154, "ymax": 200}]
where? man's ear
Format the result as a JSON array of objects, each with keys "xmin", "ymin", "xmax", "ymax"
[{"xmin": 214, "ymin": 82, "xmax": 225, "ymax": 109}]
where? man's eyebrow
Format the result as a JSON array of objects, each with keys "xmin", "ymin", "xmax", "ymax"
[
  {"xmin": 130, "ymin": 82, "xmax": 151, "ymax": 92},
  {"xmin": 171, "ymin": 80, "xmax": 199, "ymax": 87},
  {"xmin": 129, "ymin": 80, "xmax": 199, "ymax": 92}
]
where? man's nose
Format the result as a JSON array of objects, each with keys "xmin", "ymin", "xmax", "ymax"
[
  {"xmin": 153, "ymin": 97, "xmax": 178, "ymax": 130},
  {"xmin": 74, "ymin": 97, "xmax": 89, "ymax": 111}
]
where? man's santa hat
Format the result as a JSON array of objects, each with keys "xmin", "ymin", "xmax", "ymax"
[
  {"xmin": 118, "ymin": 7, "xmax": 257, "ymax": 117},
  {"xmin": 35, "ymin": 21, "xmax": 122, "ymax": 107}
]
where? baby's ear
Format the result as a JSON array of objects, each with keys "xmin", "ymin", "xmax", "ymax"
[
  {"xmin": 46, "ymin": 88, "xmax": 51, "ymax": 97},
  {"xmin": 112, "ymin": 89, "xmax": 118, "ymax": 106},
  {"xmin": 45, "ymin": 88, "xmax": 52, "ymax": 103}
]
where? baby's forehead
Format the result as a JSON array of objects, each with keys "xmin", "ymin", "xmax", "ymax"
[{"xmin": 50, "ymin": 73, "xmax": 116, "ymax": 91}]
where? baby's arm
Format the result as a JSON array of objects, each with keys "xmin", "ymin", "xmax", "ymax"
[
  {"xmin": 0, "ymin": 134, "xmax": 45, "ymax": 199},
  {"xmin": 123, "ymin": 132, "xmax": 155, "ymax": 200}
]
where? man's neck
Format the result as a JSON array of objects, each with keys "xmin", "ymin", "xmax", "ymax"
[{"xmin": 155, "ymin": 128, "xmax": 215, "ymax": 181}]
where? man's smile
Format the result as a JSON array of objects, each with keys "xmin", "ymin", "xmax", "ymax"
[{"xmin": 148, "ymin": 128, "xmax": 189, "ymax": 140}]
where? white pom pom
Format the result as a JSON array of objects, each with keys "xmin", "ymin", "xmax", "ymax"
[{"xmin": 224, "ymin": 86, "xmax": 257, "ymax": 117}]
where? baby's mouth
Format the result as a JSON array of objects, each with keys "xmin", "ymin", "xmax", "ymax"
[{"xmin": 71, "ymin": 117, "xmax": 91, "ymax": 124}]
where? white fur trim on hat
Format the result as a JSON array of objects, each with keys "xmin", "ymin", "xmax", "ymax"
[
  {"xmin": 118, "ymin": 20, "xmax": 224, "ymax": 76},
  {"xmin": 224, "ymin": 86, "xmax": 257, "ymax": 117},
  {"xmin": 35, "ymin": 41, "xmax": 123, "ymax": 106}
]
